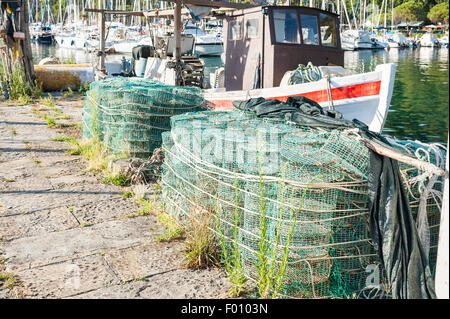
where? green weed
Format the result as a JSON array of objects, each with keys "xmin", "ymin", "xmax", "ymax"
[{"xmin": 100, "ymin": 174, "xmax": 129, "ymax": 186}]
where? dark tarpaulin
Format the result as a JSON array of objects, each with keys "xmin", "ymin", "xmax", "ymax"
[
  {"xmin": 131, "ymin": 45, "xmax": 153, "ymax": 61},
  {"xmin": 233, "ymin": 97, "xmax": 437, "ymax": 299}
]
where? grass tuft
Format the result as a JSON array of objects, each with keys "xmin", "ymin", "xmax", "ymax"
[
  {"xmin": 122, "ymin": 190, "xmax": 135, "ymax": 198},
  {"xmin": 183, "ymin": 207, "xmax": 218, "ymax": 269},
  {"xmin": 100, "ymin": 174, "xmax": 129, "ymax": 186}
]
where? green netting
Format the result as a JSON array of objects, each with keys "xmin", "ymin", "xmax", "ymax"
[
  {"xmin": 160, "ymin": 109, "xmax": 445, "ymax": 299},
  {"xmin": 81, "ymin": 77, "xmax": 206, "ymax": 158}
]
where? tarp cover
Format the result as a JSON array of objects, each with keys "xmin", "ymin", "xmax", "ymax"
[{"xmin": 233, "ymin": 97, "xmax": 437, "ymax": 299}]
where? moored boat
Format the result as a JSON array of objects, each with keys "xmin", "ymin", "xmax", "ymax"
[
  {"xmin": 140, "ymin": 5, "xmax": 397, "ymax": 133},
  {"xmin": 420, "ymin": 32, "xmax": 440, "ymax": 47}
]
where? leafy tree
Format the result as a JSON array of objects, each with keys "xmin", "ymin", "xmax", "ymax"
[
  {"xmin": 394, "ymin": 1, "xmax": 427, "ymax": 23},
  {"xmin": 427, "ymin": 1, "xmax": 449, "ymax": 23}
]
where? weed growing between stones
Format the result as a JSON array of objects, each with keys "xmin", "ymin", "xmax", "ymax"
[
  {"xmin": 183, "ymin": 207, "xmax": 219, "ymax": 269},
  {"xmin": 0, "ymin": 253, "xmax": 17, "ymax": 290}
]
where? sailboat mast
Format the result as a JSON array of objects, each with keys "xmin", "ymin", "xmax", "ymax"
[
  {"xmin": 372, "ymin": 0, "xmax": 374, "ymax": 32},
  {"xmin": 391, "ymin": 0, "xmax": 394, "ymax": 31},
  {"xmin": 342, "ymin": 0, "xmax": 352, "ymax": 30},
  {"xmin": 363, "ymin": 0, "xmax": 366, "ymax": 29}
]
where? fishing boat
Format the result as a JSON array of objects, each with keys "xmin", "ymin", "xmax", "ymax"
[
  {"xmin": 86, "ymin": 4, "xmax": 396, "ymax": 133},
  {"xmin": 34, "ymin": 0, "xmax": 55, "ymax": 44},
  {"xmin": 141, "ymin": 5, "xmax": 396, "ymax": 133},
  {"xmin": 36, "ymin": 26, "xmax": 54, "ymax": 44}
]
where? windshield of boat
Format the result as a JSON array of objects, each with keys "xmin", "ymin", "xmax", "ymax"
[
  {"xmin": 300, "ymin": 14, "xmax": 319, "ymax": 45},
  {"xmin": 274, "ymin": 10, "xmax": 300, "ymax": 43},
  {"xmin": 319, "ymin": 13, "xmax": 337, "ymax": 47}
]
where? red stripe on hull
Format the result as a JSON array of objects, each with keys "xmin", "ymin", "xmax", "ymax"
[{"xmin": 207, "ymin": 80, "xmax": 382, "ymax": 109}]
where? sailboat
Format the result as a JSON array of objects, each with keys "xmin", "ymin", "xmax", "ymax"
[{"xmin": 36, "ymin": 0, "xmax": 54, "ymax": 44}]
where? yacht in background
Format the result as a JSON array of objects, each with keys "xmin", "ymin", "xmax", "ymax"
[
  {"xmin": 439, "ymin": 35, "xmax": 449, "ymax": 48},
  {"xmin": 386, "ymin": 32, "xmax": 409, "ymax": 48},
  {"xmin": 184, "ymin": 23, "xmax": 223, "ymax": 56},
  {"xmin": 420, "ymin": 32, "xmax": 440, "ymax": 47},
  {"xmin": 341, "ymin": 30, "xmax": 373, "ymax": 50}
]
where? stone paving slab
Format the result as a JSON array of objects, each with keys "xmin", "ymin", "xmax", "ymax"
[
  {"xmin": 70, "ymin": 197, "xmax": 140, "ymax": 225},
  {"xmin": 70, "ymin": 268, "xmax": 231, "ymax": 299},
  {"xmin": 105, "ymin": 241, "xmax": 184, "ymax": 282},
  {"xmin": 2, "ymin": 216, "xmax": 162, "ymax": 269},
  {"xmin": 0, "ymin": 184, "xmax": 125, "ymax": 217},
  {"xmin": 0, "ymin": 207, "xmax": 79, "ymax": 241},
  {"xmin": 136, "ymin": 269, "xmax": 231, "ymax": 299},
  {"xmin": 13, "ymin": 254, "xmax": 119, "ymax": 298},
  {"xmin": 65, "ymin": 279, "xmax": 150, "ymax": 299}
]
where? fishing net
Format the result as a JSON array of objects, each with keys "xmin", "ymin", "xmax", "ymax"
[
  {"xmin": 81, "ymin": 77, "xmax": 206, "ymax": 158},
  {"xmin": 161, "ymin": 109, "xmax": 446, "ymax": 299},
  {"xmin": 385, "ymin": 137, "xmax": 447, "ymax": 275}
]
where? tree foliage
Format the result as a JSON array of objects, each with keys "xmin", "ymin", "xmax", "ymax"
[
  {"xmin": 394, "ymin": 1, "xmax": 427, "ymax": 23},
  {"xmin": 427, "ymin": 2, "xmax": 449, "ymax": 23}
]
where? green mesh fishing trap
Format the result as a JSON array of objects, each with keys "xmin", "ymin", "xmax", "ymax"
[
  {"xmin": 161, "ymin": 109, "xmax": 446, "ymax": 299},
  {"xmin": 81, "ymin": 77, "xmax": 206, "ymax": 158}
]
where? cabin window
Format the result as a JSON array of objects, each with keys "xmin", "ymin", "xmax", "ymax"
[
  {"xmin": 246, "ymin": 19, "xmax": 259, "ymax": 39},
  {"xmin": 300, "ymin": 14, "xmax": 319, "ymax": 45},
  {"xmin": 274, "ymin": 10, "xmax": 300, "ymax": 44},
  {"xmin": 319, "ymin": 13, "xmax": 337, "ymax": 47},
  {"xmin": 229, "ymin": 20, "xmax": 242, "ymax": 41}
]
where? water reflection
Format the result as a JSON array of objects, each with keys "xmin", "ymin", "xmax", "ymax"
[
  {"xmin": 31, "ymin": 43, "xmax": 127, "ymax": 65},
  {"xmin": 345, "ymin": 48, "xmax": 448, "ymax": 143}
]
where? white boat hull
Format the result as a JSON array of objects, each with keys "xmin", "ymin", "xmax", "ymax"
[
  {"xmin": 194, "ymin": 42, "xmax": 224, "ymax": 56},
  {"xmin": 203, "ymin": 63, "xmax": 397, "ymax": 133}
]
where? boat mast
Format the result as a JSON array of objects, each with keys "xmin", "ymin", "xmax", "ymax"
[
  {"xmin": 363, "ymin": 0, "xmax": 366, "ymax": 30},
  {"xmin": 59, "ymin": 0, "xmax": 62, "ymax": 25},
  {"xmin": 371, "ymin": 0, "xmax": 374, "ymax": 32},
  {"xmin": 342, "ymin": 0, "xmax": 352, "ymax": 30},
  {"xmin": 391, "ymin": 0, "xmax": 394, "ymax": 31},
  {"xmin": 376, "ymin": 0, "xmax": 384, "ymax": 29},
  {"xmin": 350, "ymin": 0, "xmax": 358, "ymax": 30}
]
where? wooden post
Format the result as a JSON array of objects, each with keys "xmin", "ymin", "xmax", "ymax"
[
  {"xmin": 19, "ymin": 0, "xmax": 36, "ymax": 84},
  {"xmin": 99, "ymin": 10, "xmax": 106, "ymax": 73},
  {"xmin": 173, "ymin": 0, "xmax": 182, "ymax": 85},
  {"xmin": 174, "ymin": 0, "xmax": 182, "ymax": 61}
]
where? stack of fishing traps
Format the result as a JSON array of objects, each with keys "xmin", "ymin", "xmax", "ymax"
[
  {"xmin": 161, "ymin": 110, "xmax": 444, "ymax": 299},
  {"xmin": 81, "ymin": 77, "xmax": 205, "ymax": 158}
]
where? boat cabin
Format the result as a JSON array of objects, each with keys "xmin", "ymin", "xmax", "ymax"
[{"xmin": 223, "ymin": 6, "xmax": 344, "ymax": 91}]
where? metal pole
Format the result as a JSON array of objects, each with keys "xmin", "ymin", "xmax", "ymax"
[{"xmin": 436, "ymin": 135, "xmax": 449, "ymax": 299}]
